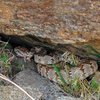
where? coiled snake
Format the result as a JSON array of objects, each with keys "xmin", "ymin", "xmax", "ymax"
[{"xmin": 14, "ymin": 46, "xmax": 98, "ymax": 83}]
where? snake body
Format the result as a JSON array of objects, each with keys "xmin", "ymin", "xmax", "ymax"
[
  {"xmin": 14, "ymin": 46, "xmax": 98, "ymax": 83},
  {"xmin": 34, "ymin": 51, "xmax": 79, "ymax": 66},
  {"xmin": 36, "ymin": 60, "xmax": 98, "ymax": 83}
]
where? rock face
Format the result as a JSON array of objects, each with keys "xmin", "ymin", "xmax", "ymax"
[
  {"xmin": 0, "ymin": 69, "xmax": 82, "ymax": 100},
  {"xmin": 0, "ymin": 86, "xmax": 42, "ymax": 100},
  {"xmin": 0, "ymin": 0, "xmax": 100, "ymax": 50},
  {"xmin": 13, "ymin": 69, "xmax": 81, "ymax": 100}
]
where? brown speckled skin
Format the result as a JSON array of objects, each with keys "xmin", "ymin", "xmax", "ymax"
[
  {"xmin": 14, "ymin": 46, "xmax": 98, "ymax": 83},
  {"xmin": 36, "ymin": 60, "xmax": 98, "ymax": 83}
]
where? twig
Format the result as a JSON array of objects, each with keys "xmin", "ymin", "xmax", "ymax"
[{"xmin": 0, "ymin": 73, "xmax": 35, "ymax": 100}]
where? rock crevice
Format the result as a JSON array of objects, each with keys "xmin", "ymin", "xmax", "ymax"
[{"xmin": 0, "ymin": 0, "xmax": 100, "ymax": 49}]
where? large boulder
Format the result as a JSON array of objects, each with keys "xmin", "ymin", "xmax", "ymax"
[{"xmin": 0, "ymin": 0, "xmax": 100, "ymax": 50}]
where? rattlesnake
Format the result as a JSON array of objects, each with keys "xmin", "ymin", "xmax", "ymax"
[{"xmin": 14, "ymin": 46, "xmax": 98, "ymax": 83}]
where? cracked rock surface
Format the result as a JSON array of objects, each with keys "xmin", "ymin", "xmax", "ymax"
[
  {"xmin": 12, "ymin": 69, "xmax": 81, "ymax": 100},
  {"xmin": 0, "ymin": 0, "xmax": 100, "ymax": 50}
]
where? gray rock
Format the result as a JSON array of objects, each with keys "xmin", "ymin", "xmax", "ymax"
[
  {"xmin": 1, "ymin": 69, "xmax": 97, "ymax": 100},
  {"xmin": 13, "ymin": 69, "xmax": 65, "ymax": 100},
  {"xmin": 0, "ymin": 86, "xmax": 42, "ymax": 100},
  {"xmin": 56, "ymin": 96, "xmax": 81, "ymax": 100}
]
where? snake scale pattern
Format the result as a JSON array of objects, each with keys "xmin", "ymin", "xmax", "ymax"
[{"xmin": 14, "ymin": 46, "xmax": 98, "ymax": 83}]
